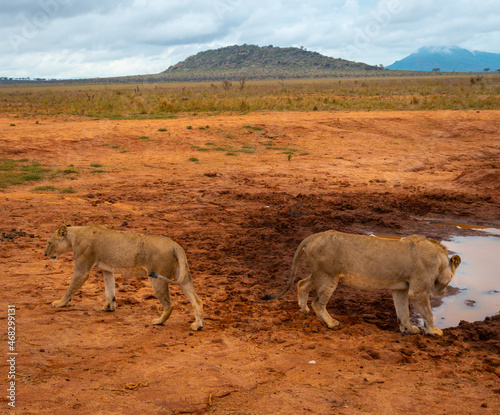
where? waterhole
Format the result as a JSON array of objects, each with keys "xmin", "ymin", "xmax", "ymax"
[{"xmin": 431, "ymin": 226, "xmax": 500, "ymax": 329}]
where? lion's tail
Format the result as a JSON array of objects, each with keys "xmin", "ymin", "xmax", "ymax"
[
  {"xmin": 148, "ymin": 245, "xmax": 189, "ymax": 286},
  {"xmin": 261, "ymin": 238, "xmax": 307, "ymax": 301}
]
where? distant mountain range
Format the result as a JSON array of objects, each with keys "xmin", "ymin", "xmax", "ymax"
[{"xmin": 387, "ymin": 46, "xmax": 500, "ymax": 72}]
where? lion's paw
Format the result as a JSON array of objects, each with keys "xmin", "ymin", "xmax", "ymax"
[
  {"xmin": 151, "ymin": 318, "xmax": 165, "ymax": 325},
  {"xmin": 426, "ymin": 327, "xmax": 443, "ymax": 336},
  {"xmin": 190, "ymin": 321, "xmax": 203, "ymax": 331},
  {"xmin": 51, "ymin": 300, "xmax": 67, "ymax": 308},
  {"xmin": 402, "ymin": 325, "xmax": 421, "ymax": 335},
  {"xmin": 326, "ymin": 319, "xmax": 340, "ymax": 329},
  {"xmin": 102, "ymin": 303, "xmax": 115, "ymax": 312}
]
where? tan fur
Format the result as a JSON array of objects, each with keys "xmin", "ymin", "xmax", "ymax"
[
  {"xmin": 263, "ymin": 231, "xmax": 461, "ymax": 336},
  {"xmin": 45, "ymin": 225, "xmax": 203, "ymax": 331}
]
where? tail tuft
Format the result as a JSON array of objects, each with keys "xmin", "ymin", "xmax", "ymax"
[
  {"xmin": 261, "ymin": 294, "xmax": 275, "ymax": 301},
  {"xmin": 149, "ymin": 272, "xmax": 159, "ymax": 279}
]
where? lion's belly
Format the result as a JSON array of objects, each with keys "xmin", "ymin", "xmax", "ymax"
[
  {"xmin": 95, "ymin": 262, "xmax": 147, "ymax": 277},
  {"xmin": 339, "ymin": 273, "xmax": 408, "ymax": 291}
]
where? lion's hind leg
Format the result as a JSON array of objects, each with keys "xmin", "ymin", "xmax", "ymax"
[
  {"xmin": 148, "ymin": 274, "xmax": 174, "ymax": 325},
  {"xmin": 102, "ymin": 271, "xmax": 116, "ymax": 311},
  {"xmin": 297, "ymin": 274, "xmax": 315, "ymax": 314},
  {"xmin": 180, "ymin": 280, "xmax": 204, "ymax": 331},
  {"xmin": 310, "ymin": 272, "xmax": 340, "ymax": 329}
]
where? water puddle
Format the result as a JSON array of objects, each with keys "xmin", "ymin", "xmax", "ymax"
[{"xmin": 430, "ymin": 227, "xmax": 500, "ymax": 329}]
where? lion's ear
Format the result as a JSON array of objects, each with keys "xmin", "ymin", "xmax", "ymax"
[
  {"xmin": 450, "ymin": 255, "xmax": 461, "ymax": 270},
  {"xmin": 57, "ymin": 225, "xmax": 68, "ymax": 238}
]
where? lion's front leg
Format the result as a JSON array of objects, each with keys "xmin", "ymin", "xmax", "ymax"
[
  {"xmin": 52, "ymin": 271, "xmax": 90, "ymax": 308},
  {"xmin": 102, "ymin": 271, "xmax": 116, "ymax": 311},
  {"xmin": 391, "ymin": 289, "xmax": 420, "ymax": 334},
  {"xmin": 410, "ymin": 292, "xmax": 443, "ymax": 336}
]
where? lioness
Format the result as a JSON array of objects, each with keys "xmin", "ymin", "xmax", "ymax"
[
  {"xmin": 262, "ymin": 231, "xmax": 461, "ymax": 336},
  {"xmin": 45, "ymin": 225, "xmax": 203, "ymax": 331}
]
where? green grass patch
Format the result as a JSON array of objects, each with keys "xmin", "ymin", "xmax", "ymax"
[
  {"xmin": 103, "ymin": 144, "xmax": 121, "ymax": 149},
  {"xmin": 60, "ymin": 188, "xmax": 76, "ymax": 193},
  {"xmin": 0, "ymin": 159, "xmax": 17, "ymax": 171},
  {"xmin": 58, "ymin": 167, "xmax": 79, "ymax": 174},
  {"xmin": 32, "ymin": 185, "xmax": 58, "ymax": 192},
  {"xmin": 243, "ymin": 125, "xmax": 264, "ymax": 131},
  {"xmin": 0, "ymin": 158, "xmax": 51, "ymax": 188},
  {"xmin": 188, "ymin": 157, "xmax": 199, "ymax": 162}
]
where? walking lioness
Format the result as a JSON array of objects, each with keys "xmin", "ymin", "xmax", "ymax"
[
  {"xmin": 263, "ymin": 231, "xmax": 461, "ymax": 336},
  {"xmin": 45, "ymin": 225, "xmax": 203, "ymax": 331}
]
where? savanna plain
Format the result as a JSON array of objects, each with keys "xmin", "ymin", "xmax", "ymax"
[{"xmin": 1, "ymin": 76, "xmax": 500, "ymax": 414}]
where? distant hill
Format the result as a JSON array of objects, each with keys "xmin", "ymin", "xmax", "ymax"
[
  {"xmin": 163, "ymin": 44, "xmax": 382, "ymax": 80},
  {"xmin": 387, "ymin": 46, "xmax": 500, "ymax": 72}
]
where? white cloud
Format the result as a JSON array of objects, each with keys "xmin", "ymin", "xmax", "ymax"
[{"xmin": 0, "ymin": 0, "xmax": 499, "ymax": 78}]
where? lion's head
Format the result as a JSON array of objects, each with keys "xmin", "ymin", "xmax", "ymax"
[{"xmin": 44, "ymin": 225, "xmax": 72, "ymax": 261}]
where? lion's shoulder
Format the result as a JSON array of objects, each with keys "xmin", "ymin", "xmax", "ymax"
[{"xmin": 404, "ymin": 234, "xmax": 447, "ymax": 253}]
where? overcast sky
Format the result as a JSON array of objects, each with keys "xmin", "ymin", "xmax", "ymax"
[{"xmin": 1, "ymin": 0, "xmax": 499, "ymax": 79}]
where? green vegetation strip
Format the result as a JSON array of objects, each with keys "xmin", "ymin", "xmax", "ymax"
[{"xmin": 1, "ymin": 76, "xmax": 498, "ymax": 118}]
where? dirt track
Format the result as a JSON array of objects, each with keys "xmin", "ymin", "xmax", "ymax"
[{"xmin": 1, "ymin": 110, "xmax": 500, "ymax": 414}]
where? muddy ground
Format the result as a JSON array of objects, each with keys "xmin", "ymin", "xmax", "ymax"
[{"xmin": 1, "ymin": 110, "xmax": 500, "ymax": 414}]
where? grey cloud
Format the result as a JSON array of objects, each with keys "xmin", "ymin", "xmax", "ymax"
[{"xmin": 1, "ymin": 0, "xmax": 499, "ymax": 78}]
